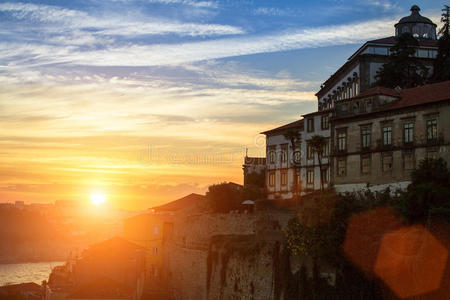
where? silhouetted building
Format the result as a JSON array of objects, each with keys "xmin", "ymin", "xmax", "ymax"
[{"xmin": 316, "ymin": 5, "xmax": 438, "ymax": 111}]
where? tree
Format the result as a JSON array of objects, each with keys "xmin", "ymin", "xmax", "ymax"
[
  {"xmin": 283, "ymin": 129, "xmax": 302, "ymax": 197},
  {"xmin": 206, "ymin": 182, "xmax": 242, "ymax": 213},
  {"xmin": 308, "ymin": 135, "xmax": 326, "ymax": 190},
  {"xmin": 432, "ymin": 5, "xmax": 450, "ymax": 82},
  {"xmin": 393, "ymin": 158, "xmax": 450, "ymax": 223},
  {"xmin": 375, "ymin": 33, "xmax": 429, "ymax": 88}
]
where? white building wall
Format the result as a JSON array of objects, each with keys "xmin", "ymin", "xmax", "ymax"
[
  {"xmin": 301, "ymin": 113, "xmax": 332, "ymax": 192},
  {"xmin": 265, "ymin": 132, "xmax": 300, "ymax": 200}
]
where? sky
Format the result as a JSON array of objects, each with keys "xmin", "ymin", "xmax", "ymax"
[{"xmin": 0, "ymin": 0, "xmax": 447, "ymax": 210}]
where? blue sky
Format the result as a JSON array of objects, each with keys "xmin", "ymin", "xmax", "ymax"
[{"xmin": 0, "ymin": 0, "xmax": 447, "ymax": 208}]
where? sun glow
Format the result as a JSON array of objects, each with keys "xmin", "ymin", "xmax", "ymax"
[{"xmin": 90, "ymin": 193, "xmax": 107, "ymax": 206}]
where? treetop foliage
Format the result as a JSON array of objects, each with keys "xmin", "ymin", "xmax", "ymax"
[{"xmin": 375, "ymin": 33, "xmax": 429, "ymax": 89}]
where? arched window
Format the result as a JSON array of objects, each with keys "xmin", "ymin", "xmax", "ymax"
[{"xmin": 354, "ymin": 80, "xmax": 359, "ymax": 96}]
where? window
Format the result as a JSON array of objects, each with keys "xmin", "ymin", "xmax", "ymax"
[
  {"xmin": 361, "ymin": 154, "xmax": 371, "ymax": 174},
  {"xmin": 403, "ymin": 123, "xmax": 414, "ymax": 144},
  {"xmin": 353, "ymin": 101, "xmax": 360, "ymax": 113},
  {"xmin": 337, "ymin": 130, "xmax": 347, "ymax": 151},
  {"xmin": 281, "ymin": 171, "xmax": 287, "ymax": 186},
  {"xmin": 403, "ymin": 149, "xmax": 415, "ymax": 170},
  {"xmin": 322, "ymin": 139, "xmax": 329, "ymax": 157},
  {"xmin": 268, "ymin": 149, "xmax": 276, "ymax": 164},
  {"xmin": 307, "ymin": 144, "xmax": 314, "ymax": 159},
  {"xmin": 321, "ymin": 168, "xmax": 329, "ymax": 184},
  {"xmin": 307, "ymin": 169, "xmax": 314, "ymax": 185},
  {"xmin": 280, "ymin": 145, "xmax": 288, "ymax": 163},
  {"xmin": 365, "ymin": 99, "xmax": 372, "ymax": 112},
  {"xmin": 153, "ymin": 225, "xmax": 160, "ymax": 236},
  {"xmin": 269, "ymin": 172, "xmax": 275, "ymax": 187},
  {"xmin": 307, "ymin": 118, "xmax": 314, "ymax": 132},
  {"xmin": 361, "ymin": 127, "xmax": 371, "ymax": 149},
  {"xmin": 383, "ymin": 126, "xmax": 392, "ymax": 146},
  {"xmin": 321, "ymin": 115, "xmax": 329, "ymax": 130},
  {"xmin": 341, "ymin": 103, "xmax": 349, "ymax": 115},
  {"xmin": 382, "ymin": 153, "xmax": 393, "ymax": 172},
  {"xmin": 426, "ymin": 119, "xmax": 437, "ymax": 141},
  {"xmin": 337, "ymin": 158, "xmax": 346, "ymax": 176}
]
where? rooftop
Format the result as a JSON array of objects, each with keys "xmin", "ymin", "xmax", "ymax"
[
  {"xmin": 396, "ymin": 5, "xmax": 436, "ymax": 26},
  {"xmin": 151, "ymin": 193, "xmax": 205, "ymax": 212},
  {"xmin": 82, "ymin": 236, "xmax": 144, "ymax": 258},
  {"xmin": 261, "ymin": 119, "xmax": 304, "ymax": 135},
  {"xmin": 393, "ymin": 80, "xmax": 450, "ymax": 109}
]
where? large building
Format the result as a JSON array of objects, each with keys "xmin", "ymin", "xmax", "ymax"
[
  {"xmin": 315, "ymin": 5, "xmax": 438, "ymax": 112},
  {"xmin": 252, "ymin": 5, "xmax": 444, "ymax": 200},
  {"xmin": 332, "ymin": 81, "xmax": 450, "ymax": 192}
]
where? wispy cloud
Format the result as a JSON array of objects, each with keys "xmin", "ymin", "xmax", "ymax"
[
  {"xmin": 0, "ymin": 2, "xmax": 241, "ymax": 38},
  {"xmin": 365, "ymin": 0, "xmax": 398, "ymax": 11},
  {"xmin": 252, "ymin": 7, "xmax": 300, "ymax": 17},
  {"xmin": 145, "ymin": 0, "xmax": 218, "ymax": 8},
  {"xmin": 0, "ymin": 16, "xmax": 397, "ymax": 67}
]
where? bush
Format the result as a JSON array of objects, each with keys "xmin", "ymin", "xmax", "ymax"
[
  {"xmin": 392, "ymin": 158, "xmax": 450, "ymax": 223},
  {"xmin": 206, "ymin": 182, "xmax": 242, "ymax": 213}
]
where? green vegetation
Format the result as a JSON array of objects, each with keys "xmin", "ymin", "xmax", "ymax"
[
  {"xmin": 206, "ymin": 182, "xmax": 243, "ymax": 213},
  {"xmin": 432, "ymin": 5, "xmax": 450, "ymax": 82},
  {"xmin": 375, "ymin": 33, "xmax": 429, "ymax": 88},
  {"xmin": 284, "ymin": 158, "xmax": 450, "ymax": 299},
  {"xmin": 392, "ymin": 158, "xmax": 450, "ymax": 223},
  {"xmin": 206, "ymin": 177, "xmax": 265, "ymax": 213}
]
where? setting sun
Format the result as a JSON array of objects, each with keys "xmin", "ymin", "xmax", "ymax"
[{"xmin": 90, "ymin": 193, "xmax": 107, "ymax": 206}]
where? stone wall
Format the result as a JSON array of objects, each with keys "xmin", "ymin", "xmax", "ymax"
[
  {"xmin": 206, "ymin": 235, "xmax": 281, "ymax": 300},
  {"xmin": 165, "ymin": 209, "xmax": 294, "ymax": 300}
]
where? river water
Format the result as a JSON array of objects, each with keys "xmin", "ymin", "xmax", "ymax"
[{"xmin": 0, "ymin": 262, "xmax": 64, "ymax": 286}]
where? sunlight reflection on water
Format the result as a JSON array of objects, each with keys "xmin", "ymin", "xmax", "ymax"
[{"xmin": 0, "ymin": 262, "xmax": 64, "ymax": 286}]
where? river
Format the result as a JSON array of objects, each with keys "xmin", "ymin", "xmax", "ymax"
[{"xmin": 0, "ymin": 261, "xmax": 64, "ymax": 286}]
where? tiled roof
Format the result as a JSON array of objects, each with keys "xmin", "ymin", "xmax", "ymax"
[
  {"xmin": 151, "ymin": 193, "xmax": 205, "ymax": 212},
  {"xmin": 393, "ymin": 81, "xmax": 450, "ymax": 109},
  {"xmin": 261, "ymin": 119, "xmax": 304, "ymax": 135},
  {"xmin": 83, "ymin": 237, "xmax": 144, "ymax": 258},
  {"xmin": 302, "ymin": 108, "xmax": 333, "ymax": 118}
]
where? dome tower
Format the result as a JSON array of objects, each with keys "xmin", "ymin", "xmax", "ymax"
[{"xmin": 395, "ymin": 5, "xmax": 437, "ymax": 40}]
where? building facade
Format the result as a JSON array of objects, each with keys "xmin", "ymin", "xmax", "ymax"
[
  {"xmin": 300, "ymin": 110, "xmax": 333, "ymax": 192},
  {"xmin": 331, "ymin": 81, "xmax": 450, "ymax": 192},
  {"xmin": 315, "ymin": 5, "xmax": 438, "ymax": 112},
  {"xmin": 262, "ymin": 120, "xmax": 303, "ymax": 200}
]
